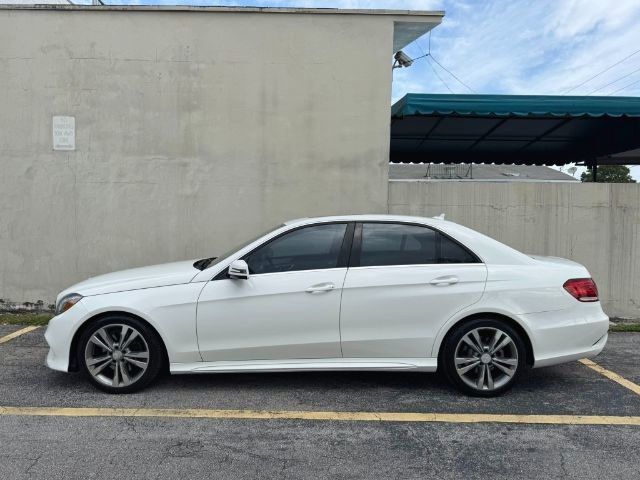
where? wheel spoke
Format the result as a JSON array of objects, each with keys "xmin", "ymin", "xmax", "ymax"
[
  {"xmin": 492, "ymin": 361, "xmax": 516, "ymax": 377},
  {"xmin": 489, "ymin": 330, "xmax": 502, "ymax": 353},
  {"xmin": 119, "ymin": 326, "xmax": 130, "ymax": 345},
  {"xmin": 124, "ymin": 357, "xmax": 147, "ymax": 369},
  {"xmin": 124, "ymin": 350, "xmax": 148, "ymax": 360},
  {"xmin": 89, "ymin": 358, "xmax": 112, "ymax": 376},
  {"xmin": 90, "ymin": 334, "xmax": 112, "ymax": 353},
  {"xmin": 476, "ymin": 364, "xmax": 486, "ymax": 389},
  {"xmin": 87, "ymin": 355, "xmax": 111, "ymax": 367},
  {"xmin": 119, "ymin": 362, "xmax": 131, "ymax": 386},
  {"xmin": 491, "ymin": 335, "xmax": 513, "ymax": 355},
  {"xmin": 121, "ymin": 330, "xmax": 139, "ymax": 350},
  {"xmin": 457, "ymin": 360, "xmax": 480, "ymax": 375},
  {"xmin": 462, "ymin": 333, "xmax": 482, "ymax": 354},
  {"xmin": 486, "ymin": 366, "xmax": 495, "ymax": 389},
  {"xmin": 493, "ymin": 357, "xmax": 517, "ymax": 366},
  {"xmin": 455, "ymin": 357, "xmax": 478, "ymax": 365},
  {"xmin": 97, "ymin": 328, "xmax": 114, "ymax": 350},
  {"xmin": 112, "ymin": 359, "xmax": 120, "ymax": 387},
  {"xmin": 470, "ymin": 329, "xmax": 485, "ymax": 351}
]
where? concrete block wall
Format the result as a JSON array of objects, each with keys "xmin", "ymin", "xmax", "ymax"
[
  {"xmin": 0, "ymin": 7, "xmax": 438, "ymax": 304},
  {"xmin": 388, "ymin": 180, "xmax": 640, "ymax": 319}
]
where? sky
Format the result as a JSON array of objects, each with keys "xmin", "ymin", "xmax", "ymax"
[{"xmin": 13, "ymin": 0, "xmax": 640, "ymax": 178}]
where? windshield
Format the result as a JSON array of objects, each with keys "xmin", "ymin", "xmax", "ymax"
[{"xmin": 193, "ymin": 224, "xmax": 285, "ymax": 271}]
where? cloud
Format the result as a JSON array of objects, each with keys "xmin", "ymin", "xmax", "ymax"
[{"xmin": 393, "ymin": 0, "xmax": 640, "ymax": 97}]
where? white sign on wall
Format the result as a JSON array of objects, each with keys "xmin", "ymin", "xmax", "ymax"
[{"xmin": 52, "ymin": 116, "xmax": 75, "ymax": 151}]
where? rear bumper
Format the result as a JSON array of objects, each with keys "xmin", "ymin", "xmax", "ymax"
[
  {"xmin": 533, "ymin": 332, "xmax": 607, "ymax": 368},
  {"xmin": 518, "ymin": 303, "xmax": 609, "ymax": 368}
]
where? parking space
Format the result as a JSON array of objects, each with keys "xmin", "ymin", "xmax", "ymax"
[
  {"xmin": 0, "ymin": 325, "xmax": 22, "ymax": 337},
  {"xmin": 0, "ymin": 327, "xmax": 639, "ymax": 479},
  {"xmin": 583, "ymin": 334, "xmax": 640, "ymax": 385}
]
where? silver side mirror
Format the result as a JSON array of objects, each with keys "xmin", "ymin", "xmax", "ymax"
[{"xmin": 228, "ymin": 260, "xmax": 250, "ymax": 280}]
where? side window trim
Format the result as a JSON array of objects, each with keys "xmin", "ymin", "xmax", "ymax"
[
  {"xmin": 349, "ymin": 221, "xmax": 482, "ymax": 268},
  {"xmin": 349, "ymin": 223, "xmax": 363, "ymax": 268},
  {"xmin": 338, "ymin": 222, "xmax": 356, "ymax": 268}
]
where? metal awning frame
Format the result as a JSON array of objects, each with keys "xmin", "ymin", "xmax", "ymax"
[{"xmin": 390, "ymin": 94, "xmax": 640, "ymax": 178}]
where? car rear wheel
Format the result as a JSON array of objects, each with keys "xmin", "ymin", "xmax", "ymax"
[
  {"xmin": 442, "ymin": 318, "xmax": 526, "ymax": 397},
  {"xmin": 78, "ymin": 316, "xmax": 164, "ymax": 394}
]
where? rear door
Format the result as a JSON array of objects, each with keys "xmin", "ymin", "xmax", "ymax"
[{"xmin": 339, "ymin": 222, "xmax": 487, "ymax": 358}]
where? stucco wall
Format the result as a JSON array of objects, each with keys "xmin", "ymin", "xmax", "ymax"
[
  {"xmin": 388, "ymin": 180, "xmax": 640, "ymax": 319},
  {"xmin": 0, "ymin": 8, "xmax": 440, "ymax": 304}
]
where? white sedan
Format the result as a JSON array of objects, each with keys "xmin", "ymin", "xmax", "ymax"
[{"xmin": 45, "ymin": 215, "xmax": 608, "ymax": 396}]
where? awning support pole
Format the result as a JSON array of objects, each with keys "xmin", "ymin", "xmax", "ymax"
[{"xmin": 593, "ymin": 162, "xmax": 598, "ymax": 182}]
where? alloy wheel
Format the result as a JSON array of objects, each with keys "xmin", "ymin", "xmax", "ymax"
[
  {"xmin": 84, "ymin": 324, "xmax": 150, "ymax": 388},
  {"xmin": 454, "ymin": 327, "xmax": 519, "ymax": 391}
]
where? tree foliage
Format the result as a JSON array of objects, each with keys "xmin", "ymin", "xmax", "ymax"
[{"xmin": 581, "ymin": 165, "xmax": 636, "ymax": 183}]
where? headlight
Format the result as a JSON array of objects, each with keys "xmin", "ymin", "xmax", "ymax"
[{"xmin": 55, "ymin": 293, "xmax": 83, "ymax": 315}]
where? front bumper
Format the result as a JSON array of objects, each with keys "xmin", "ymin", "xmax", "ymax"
[{"xmin": 44, "ymin": 301, "xmax": 89, "ymax": 372}]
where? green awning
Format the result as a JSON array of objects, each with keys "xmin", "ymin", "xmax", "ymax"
[
  {"xmin": 390, "ymin": 94, "xmax": 640, "ymax": 165},
  {"xmin": 392, "ymin": 93, "xmax": 640, "ymax": 118}
]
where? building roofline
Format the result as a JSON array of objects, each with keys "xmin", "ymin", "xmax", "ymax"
[{"xmin": 0, "ymin": 5, "xmax": 445, "ymax": 18}]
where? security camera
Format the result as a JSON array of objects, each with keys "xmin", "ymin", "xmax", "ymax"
[{"xmin": 394, "ymin": 51, "xmax": 414, "ymax": 68}]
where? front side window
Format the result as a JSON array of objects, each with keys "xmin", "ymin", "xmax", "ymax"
[
  {"xmin": 245, "ymin": 223, "xmax": 348, "ymax": 275},
  {"xmin": 358, "ymin": 223, "xmax": 479, "ymax": 267}
]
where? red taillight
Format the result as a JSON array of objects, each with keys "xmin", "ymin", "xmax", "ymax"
[{"xmin": 563, "ymin": 278, "xmax": 599, "ymax": 302}]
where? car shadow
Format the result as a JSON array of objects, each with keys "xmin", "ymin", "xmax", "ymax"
[{"xmin": 157, "ymin": 369, "xmax": 452, "ymax": 392}]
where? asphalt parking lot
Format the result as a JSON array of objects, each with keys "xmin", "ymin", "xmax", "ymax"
[{"xmin": 0, "ymin": 325, "xmax": 639, "ymax": 479}]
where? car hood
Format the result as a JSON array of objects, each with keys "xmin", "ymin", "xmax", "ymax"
[{"xmin": 58, "ymin": 260, "xmax": 201, "ymax": 300}]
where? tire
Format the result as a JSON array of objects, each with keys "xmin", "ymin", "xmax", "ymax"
[
  {"xmin": 78, "ymin": 315, "xmax": 164, "ymax": 394},
  {"xmin": 441, "ymin": 318, "xmax": 527, "ymax": 397}
]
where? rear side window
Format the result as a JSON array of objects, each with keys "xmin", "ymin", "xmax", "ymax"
[
  {"xmin": 245, "ymin": 223, "xmax": 348, "ymax": 274},
  {"xmin": 359, "ymin": 223, "xmax": 437, "ymax": 267},
  {"xmin": 357, "ymin": 223, "xmax": 479, "ymax": 267},
  {"xmin": 440, "ymin": 235, "xmax": 478, "ymax": 263}
]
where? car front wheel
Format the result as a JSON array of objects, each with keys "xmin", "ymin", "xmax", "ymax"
[
  {"xmin": 78, "ymin": 316, "xmax": 164, "ymax": 394},
  {"xmin": 442, "ymin": 319, "xmax": 526, "ymax": 397}
]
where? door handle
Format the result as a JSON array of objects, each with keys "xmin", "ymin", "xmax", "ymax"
[
  {"xmin": 305, "ymin": 282, "xmax": 335, "ymax": 294},
  {"xmin": 429, "ymin": 276, "xmax": 459, "ymax": 286}
]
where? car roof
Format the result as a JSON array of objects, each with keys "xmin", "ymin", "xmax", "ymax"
[{"xmin": 284, "ymin": 214, "xmax": 445, "ymax": 226}]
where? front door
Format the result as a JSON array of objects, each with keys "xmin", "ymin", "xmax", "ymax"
[{"xmin": 196, "ymin": 223, "xmax": 351, "ymax": 361}]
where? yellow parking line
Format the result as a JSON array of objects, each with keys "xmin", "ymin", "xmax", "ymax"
[
  {"xmin": 580, "ymin": 358, "xmax": 640, "ymax": 397},
  {"xmin": 0, "ymin": 406, "xmax": 639, "ymax": 425},
  {"xmin": 0, "ymin": 326, "xmax": 39, "ymax": 345}
]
